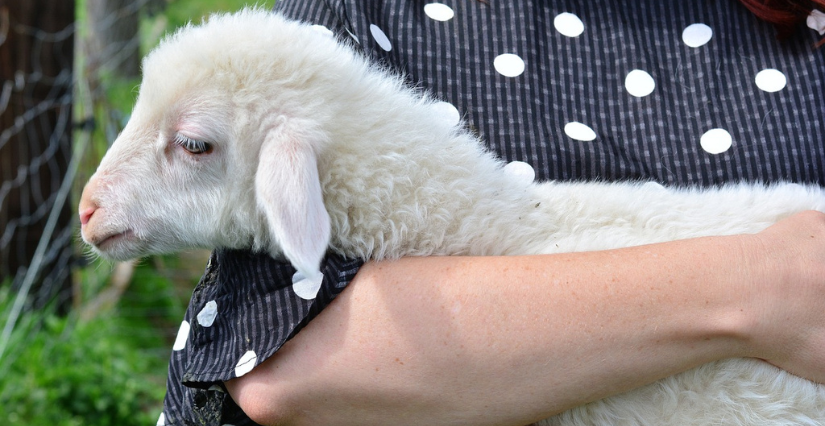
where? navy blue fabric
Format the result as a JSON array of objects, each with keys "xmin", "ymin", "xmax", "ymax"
[{"xmin": 162, "ymin": 249, "xmax": 361, "ymax": 426}]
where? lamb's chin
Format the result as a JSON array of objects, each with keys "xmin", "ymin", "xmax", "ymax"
[{"xmin": 90, "ymin": 230, "xmax": 151, "ymax": 261}]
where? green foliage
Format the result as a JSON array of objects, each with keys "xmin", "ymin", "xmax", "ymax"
[
  {"xmin": 162, "ymin": 0, "xmax": 275, "ymax": 30},
  {"xmin": 0, "ymin": 251, "xmax": 201, "ymax": 425},
  {"xmin": 0, "ymin": 259, "xmax": 200, "ymax": 424},
  {"xmin": 142, "ymin": 0, "xmax": 275, "ymax": 56},
  {"xmin": 0, "ymin": 288, "xmax": 167, "ymax": 426}
]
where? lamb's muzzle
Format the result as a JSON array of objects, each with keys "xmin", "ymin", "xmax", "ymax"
[
  {"xmin": 78, "ymin": 8, "xmax": 825, "ymax": 425},
  {"xmin": 79, "ymin": 176, "xmax": 103, "ymax": 242}
]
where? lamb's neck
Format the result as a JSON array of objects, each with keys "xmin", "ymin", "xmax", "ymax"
[
  {"xmin": 321, "ymin": 155, "xmax": 560, "ymax": 260},
  {"xmin": 314, "ymin": 64, "xmax": 565, "ymax": 260}
]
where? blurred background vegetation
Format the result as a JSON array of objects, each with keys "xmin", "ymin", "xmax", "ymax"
[{"xmin": 0, "ymin": 0, "xmax": 272, "ymax": 424}]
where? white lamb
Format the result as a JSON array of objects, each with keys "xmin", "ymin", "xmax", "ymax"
[{"xmin": 78, "ymin": 9, "xmax": 825, "ymax": 426}]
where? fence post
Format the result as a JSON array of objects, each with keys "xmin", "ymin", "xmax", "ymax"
[{"xmin": 0, "ymin": 0, "xmax": 76, "ymax": 312}]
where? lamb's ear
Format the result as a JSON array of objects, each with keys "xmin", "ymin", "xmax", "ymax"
[{"xmin": 255, "ymin": 126, "xmax": 330, "ymax": 280}]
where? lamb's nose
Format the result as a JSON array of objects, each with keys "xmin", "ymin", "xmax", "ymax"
[
  {"xmin": 78, "ymin": 177, "xmax": 100, "ymax": 227},
  {"xmin": 79, "ymin": 206, "xmax": 96, "ymax": 226}
]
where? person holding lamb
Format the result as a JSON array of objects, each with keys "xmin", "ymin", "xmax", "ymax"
[{"xmin": 132, "ymin": 1, "xmax": 825, "ymax": 425}]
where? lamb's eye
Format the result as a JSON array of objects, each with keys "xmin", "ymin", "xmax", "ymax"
[{"xmin": 174, "ymin": 134, "xmax": 212, "ymax": 155}]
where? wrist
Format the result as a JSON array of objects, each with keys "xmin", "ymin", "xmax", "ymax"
[
  {"xmin": 723, "ymin": 228, "xmax": 806, "ymax": 363},
  {"xmin": 709, "ymin": 234, "xmax": 769, "ymax": 359}
]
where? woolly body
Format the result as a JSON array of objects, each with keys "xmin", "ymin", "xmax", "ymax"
[{"xmin": 79, "ymin": 9, "xmax": 825, "ymax": 426}]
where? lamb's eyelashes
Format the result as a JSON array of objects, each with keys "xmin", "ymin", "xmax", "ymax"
[{"xmin": 173, "ymin": 133, "xmax": 213, "ymax": 155}]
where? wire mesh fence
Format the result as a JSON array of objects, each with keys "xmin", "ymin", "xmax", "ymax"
[
  {"xmin": 1, "ymin": 0, "xmax": 81, "ymax": 360},
  {"xmin": 0, "ymin": 0, "xmax": 227, "ymax": 422}
]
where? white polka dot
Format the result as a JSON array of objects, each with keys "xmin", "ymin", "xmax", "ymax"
[
  {"xmin": 292, "ymin": 271, "xmax": 324, "ymax": 300},
  {"xmin": 172, "ymin": 320, "xmax": 190, "ymax": 351},
  {"xmin": 700, "ymin": 128, "xmax": 732, "ymax": 154},
  {"xmin": 564, "ymin": 122, "xmax": 597, "ymax": 141},
  {"xmin": 755, "ymin": 69, "xmax": 787, "ymax": 93},
  {"xmin": 370, "ymin": 24, "xmax": 392, "ymax": 51},
  {"xmin": 156, "ymin": 412, "xmax": 166, "ymax": 426},
  {"xmin": 197, "ymin": 300, "xmax": 218, "ymax": 327},
  {"xmin": 424, "ymin": 3, "xmax": 454, "ymax": 21},
  {"xmin": 310, "ymin": 25, "xmax": 334, "ymax": 37},
  {"xmin": 624, "ymin": 69, "xmax": 656, "ymax": 97},
  {"xmin": 432, "ymin": 101, "xmax": 461, "ymax": 126},
  {"xmin": 554, "ymin": 12, "xmax": 584, "ymax": 37},
  {"xmin": 503, "ymin": 161, "xmax": 536, "ymax": 186},
  {"xmin": 807, "ymin": 9, "xmax": 825, "ymax": 35},
  {"xmin": 682, "ymin": 23, "xmax": 713, "ymax": 48},
  {"xmin": 235, "ymin": 350, "xmax": 258, "ymax": 377},
  {"xmin": 494, "ymin": 53, "xmax": 525, "ymax": 77}
]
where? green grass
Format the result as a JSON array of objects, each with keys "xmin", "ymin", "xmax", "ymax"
[
  {"xmin": 0, "ymin": 292, "xmax": 156, "ymax": 425},
  {"xmin": 0, "ymin": 309, "xmax": 165, "ymax": 426},
  {"xmin": 0, "ymin": 252, "xmax": 202, "ymax": 425}
]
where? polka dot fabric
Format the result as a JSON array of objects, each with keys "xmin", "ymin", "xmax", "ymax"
[
  {"xmin": 161, "ymin": 1, "xmax": 824, "ymax": 424},
  {"xmin": 161, "ymin": 250, "xmax": 361, "ymax": 426},
  {"xmin": 336, "ymin": 0, "xmax": 823, "ymax": 185}
]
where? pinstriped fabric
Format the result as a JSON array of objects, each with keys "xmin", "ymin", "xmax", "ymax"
[
  {"xmin": 162, "ymin": 1, "xmax": 824, "ymax": 424},
  {"xmin": 338, "ymin": 0, "xmax": 823, "ymax": 186},
  {"xmin": 163, "ymin": 250, "xmax": 361, "ymax": 426}
]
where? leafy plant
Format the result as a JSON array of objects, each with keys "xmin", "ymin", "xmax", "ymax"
[{"xmin": 0, "ymin": 289, "xmax": 166, "ymax": 426}]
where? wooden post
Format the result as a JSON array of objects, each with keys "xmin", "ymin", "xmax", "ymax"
[{"xmin": 0, "ymin": 0, "xmax": 76, "ymax": 311}]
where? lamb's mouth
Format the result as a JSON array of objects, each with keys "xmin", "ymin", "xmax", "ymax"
[{"xmin": 96, "ymin": 229, "xmax": 135, "ymax": 250}]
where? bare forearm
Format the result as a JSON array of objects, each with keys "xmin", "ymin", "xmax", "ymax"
[{"xmin": 227, "ymin": 235, "xmax": 764, "ymax": 426}]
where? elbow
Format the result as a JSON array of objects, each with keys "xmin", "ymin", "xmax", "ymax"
[{"xmin": 225, "ymin": 370, "xmax": 299, "ymax": 426}]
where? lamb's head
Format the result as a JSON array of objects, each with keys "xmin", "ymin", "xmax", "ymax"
[{"xmin": 79, "ymin": 10, "xmax": 337, "ymax": 279}]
